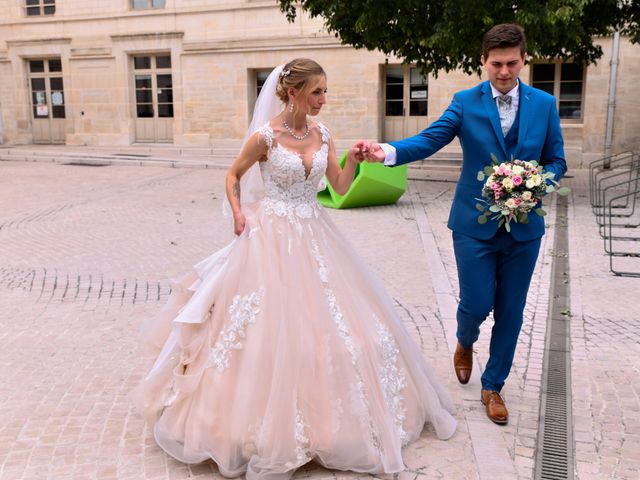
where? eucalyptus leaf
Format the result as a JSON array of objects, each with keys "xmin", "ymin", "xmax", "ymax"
[
  {"xmin": 535, "ymin": 208, "xmax": 547, "ymax": 216},
  {"xmin": 490, "ymin": 153, "xmax": 498, "ymax": 164},
  {"xmin": 489, "ymin": 205, "xmax": 501, "ymax": 212},
  {"xmin": 546, "ymin": 185, "xmax": 555, "ymax": 193},
  {"xmin": 478, "ymin": 215, "xmax": 488, "ymax": 224},
  {"xmin": 475, "ymin": 203, "xmax": 485, "ymax": 212},
  {"xmin": 483, "ymin": 166, "xmax": 494, "ymax": 176},
  {"xmin": 505, "ymin": 221, "xmax": 511, "ymax": 232},
  {"xmin": 477, "ymin": 171, "xmax": 485, "ymax": 181},
  {"xmin": 557, "ymin": 186, "xmax": 571, "ymax": 196}
]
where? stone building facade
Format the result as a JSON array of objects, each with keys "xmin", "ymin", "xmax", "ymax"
[{"xmin": 0, "ymin": 0, "xmax": 638, "ymax": 168}]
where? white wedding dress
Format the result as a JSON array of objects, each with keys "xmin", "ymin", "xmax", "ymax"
[{"xmin": 133, "ymin": 122, "xmax": 457, "ymax": 479}]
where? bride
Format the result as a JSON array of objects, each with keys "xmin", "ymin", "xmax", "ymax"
[{"xmin": 133, "ymin": 58, "xmax": 457, "ymax": 479}]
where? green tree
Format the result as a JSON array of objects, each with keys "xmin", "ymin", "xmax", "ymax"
[{"xmin": 278, "ymin": 0, "xmax": 637, "ymax": 76}]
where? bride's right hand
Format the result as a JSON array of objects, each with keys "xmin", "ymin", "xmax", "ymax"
[
  {"xmin": 347, "ymin": 145, "xmax": 365, "ymax": 165},
  {"xmin": 233, "ymin": 211, "xmax": 246, "ymax": 236}
]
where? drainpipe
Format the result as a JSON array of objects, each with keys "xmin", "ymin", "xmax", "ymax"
[{"xmin": 604, "ymin": 30, "xmax": 620, "ymax": 168}]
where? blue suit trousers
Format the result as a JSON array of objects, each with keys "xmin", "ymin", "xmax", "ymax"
[{"xmin": 453, "ymin": 229, "xmax": 541, "ymax": 392}]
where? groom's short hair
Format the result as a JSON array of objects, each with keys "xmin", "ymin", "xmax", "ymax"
[{"xmin": 482, "ymin": 24, "xmax": 527, "ymax": 59}]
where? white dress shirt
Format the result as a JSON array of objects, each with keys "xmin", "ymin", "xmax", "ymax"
[{"xmin": 491, "ymin": 79, "xmax": 520, "ymax": 136}]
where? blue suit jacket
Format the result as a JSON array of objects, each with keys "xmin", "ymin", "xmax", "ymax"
[{"xmin": 390, "ymin": 80, "xmax": 567, "ymax": 241}]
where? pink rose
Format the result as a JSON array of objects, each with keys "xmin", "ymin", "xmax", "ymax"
[
  {"xmin": 512, "ymin": 175, "xmax": 523, "ymax": 185},
  {"xmin": 515, "ymin": 198, "xmax": 522, "ymax": 205},
  {"xmin": 491, "ymin": 182, "xmax": 500, "ymax": 190}
]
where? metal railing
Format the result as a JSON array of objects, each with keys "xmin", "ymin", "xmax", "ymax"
[{"xmin": 589, "ymin": 152, "xmax": 640, "ymax": 276}]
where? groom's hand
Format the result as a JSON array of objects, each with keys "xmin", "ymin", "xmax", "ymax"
[
  {"xmin": 353, "ymin": 140, "xmax": 385, "ymax": 163},
  {"xmin": 352, "ymin": 140, "xmax": 370, "ymax": 162},
  {"xmin": 366, "ymin": 143, "xmax": 385, "ymax": 163}
]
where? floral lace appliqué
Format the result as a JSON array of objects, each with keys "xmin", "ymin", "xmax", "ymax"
[
  {"xmin": 324, "ymin": 288, "xmax": 381, "ymax": 452},
  {"xmin": 312, "ymin": 239, "xmax": 329, "ymax": 283},
  {"xmin": 259, "ymin": 124, "xmax": 330, "ymax": 229},
  {"xmin": 376, "ymin": 317, "xmax": 408, "ymax": 445},
  {"xmin": 207, "ymin": 287, "xmax": 265, "ymax": 372},
  {"xmin": 294, "ymin": 409, "xmax": 310, "ymax": 462}
]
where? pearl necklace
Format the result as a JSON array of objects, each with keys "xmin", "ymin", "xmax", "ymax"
[{"xmin": 282, "ymin": 119, "xmax": 310, "ymax": 141}]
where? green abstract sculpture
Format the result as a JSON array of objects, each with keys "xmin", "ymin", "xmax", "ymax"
[{"xmin": 317, "ymin": 150, "xmax": 407, "ymax": 209}]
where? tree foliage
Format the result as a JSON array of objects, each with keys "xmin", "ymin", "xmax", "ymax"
[{"xmin": 278, "ymin": 0, "xmax": 638, "ymax": 77}]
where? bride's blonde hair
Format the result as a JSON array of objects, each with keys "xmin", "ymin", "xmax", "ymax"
[{"xmin": 276, "ymin": 58, "xmax": 325, "ymax": 103}]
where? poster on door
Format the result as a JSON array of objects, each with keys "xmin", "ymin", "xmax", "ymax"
[
  {"xmin": 51, "ymin": 92, "xmax": 64, "ymax": 106},
  {"xmin": 35, "ymin": 91, "xmax": 48, "ymax": 117}
]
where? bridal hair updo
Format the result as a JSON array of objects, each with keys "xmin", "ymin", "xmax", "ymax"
[{"xmin": 276, "ymin": 58, "xmax": 326, "ymax": 103}]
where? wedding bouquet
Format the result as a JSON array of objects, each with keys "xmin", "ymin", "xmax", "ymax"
[{"xmin": 476, "ymin": 155, "xmax": 570, "ymax": 232}]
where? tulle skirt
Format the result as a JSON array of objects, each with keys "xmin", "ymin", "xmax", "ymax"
[{"xmin": 132, "ymin": 200, "xmax": 457, "ymax": 479}]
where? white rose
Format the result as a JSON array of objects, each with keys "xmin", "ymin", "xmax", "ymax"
[
  {"xmin": 522, "ymin": 191, "xmax": 533, "ymax": 202},
  {"xmin": 505, "ymin": 198, "xmax": 516, "ymax": 209},
  {"xmin": 532, "ymin": 174, "xmax": 542, "ymax": 186},
  {"xmin": 525, "ymin": 179, "xmax": 535, "ymax": 189},
  {"xmin": 502, "ymin": 177, "xmax": 514, "ymax": 190},
  {"xmin": 485, "ymin": 175, "xmax": 496, "ymax": 187},
  {"xmin": 512, "ymin": 165, "xmax": 525, "ymax": 175}
]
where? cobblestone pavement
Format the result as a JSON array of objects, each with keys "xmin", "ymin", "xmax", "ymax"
[
  {"xmin": 0, "ymin": 160, "xmax": 637, "ymax": 480},
  {"xmin": 414, "ymin": 178, "xmax": 557, "ymax": 480},
  {"xmin": 563, "ymin": 172, "xmax": 640, "ymax": 480}
]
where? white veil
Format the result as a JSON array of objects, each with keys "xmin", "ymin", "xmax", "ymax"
[{"xmin": 222, "ymin": 65, "xmax": 286, "ymax": 217}]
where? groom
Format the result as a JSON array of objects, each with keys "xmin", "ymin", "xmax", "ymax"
[{"xmin": 360, "ymin": 24, "xmax": 566, "ymax": 424}]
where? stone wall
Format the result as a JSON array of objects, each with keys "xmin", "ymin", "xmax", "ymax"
[{"xmin": 0, "ymin": 1, "xmax": 638, "ymax": 168}]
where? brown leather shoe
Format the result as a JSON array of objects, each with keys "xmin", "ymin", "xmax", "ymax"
[
  {"xmin": 453, "ymin": 342, "xmax": 473, "ymax": 384},
  {"xmin": 481, "ymin": 389, "xmax": 509, "ymax": 425}
]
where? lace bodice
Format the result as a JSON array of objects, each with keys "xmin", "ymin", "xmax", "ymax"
[{"xmin": 258, "ymin": 123, "xmax": 330, "ymax": 223}]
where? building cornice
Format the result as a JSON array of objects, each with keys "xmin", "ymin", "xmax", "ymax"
[
  {"xmin": 110, "ymin": 31, "xmax": 184, "ymax": 42},
  {"xmin": 6, "ymin": 37, "xmax": 72, "ymax": 47},
  {"xmin": 182, "ymin": 35, "xmax": 344, "ymax": 54},
  {"xmin": 68, "ymin": 47, "xmax": 114, "ymax": 61}
]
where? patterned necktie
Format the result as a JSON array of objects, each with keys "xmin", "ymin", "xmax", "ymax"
[{"xmin": 497, "ymin": 94, "xmax": 515, "ymax": 136}]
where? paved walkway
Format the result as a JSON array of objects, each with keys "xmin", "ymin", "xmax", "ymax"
[{"xmin": 0, "ymin": 158, "xmax": 637, "ymax": 480}]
